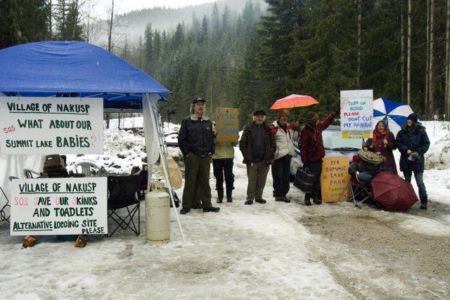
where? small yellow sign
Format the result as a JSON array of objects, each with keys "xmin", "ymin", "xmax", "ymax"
[
  {"xmin": 215, "ymin": 107, "xmax": 240, "ymax": 143},
  {"xmin": 320, "ymin": 156, "xmax": 351, "ymax": 203}
]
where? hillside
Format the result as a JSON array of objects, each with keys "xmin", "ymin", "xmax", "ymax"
[{"xmin": 90, "ymin": 0, "xmax": 266, "ymax": 45}]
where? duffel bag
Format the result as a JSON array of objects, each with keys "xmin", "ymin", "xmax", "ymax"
[{"xmin": 293, "ymin": 167, "xmax": 315, "ymax": 193}]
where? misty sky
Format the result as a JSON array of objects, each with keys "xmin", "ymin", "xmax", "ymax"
[{"xmin": 90, "ymin": 0, "xmax": 217, "ymax": 19}]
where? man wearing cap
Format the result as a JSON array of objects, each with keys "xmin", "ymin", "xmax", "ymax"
[
  {"xmin": 396, "ymin": 113, "xmax": 430, "ymax": 209},
  {"xmin": 299, "ymin": 111, "xmax": 336, "ymax": 206},
  {"xmin": 239, "ymin": 110, "xmax": 276, "ymax": 205},
  {"xmin": 178, "ymin": 97, "xmax": 220, "ymax": 214}
]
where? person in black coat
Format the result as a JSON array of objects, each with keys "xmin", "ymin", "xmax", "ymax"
[
  {"xmin": 178, "ymin": 97, "xmax": 220, "ymax": 214},
  {"xmin": 396, "ymin": 113, "xmax": 430, "ymax": 209}
]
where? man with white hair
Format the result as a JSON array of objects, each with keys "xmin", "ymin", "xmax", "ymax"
[{"xmin": 239, "ymin": 110, "xmax": 276, "ymax": 205}]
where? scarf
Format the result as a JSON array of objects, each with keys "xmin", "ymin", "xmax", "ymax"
[{"xmin": 373, "ymin": 128, "xmax": 388, "ymax": 144}]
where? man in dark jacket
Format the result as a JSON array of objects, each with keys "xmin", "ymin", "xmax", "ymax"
[
  {"xmin": 239, "ymin": 110, "xmax": 276, "ymax": 205},
  {"xmin": 396, "ymin": 113, "xmax": 430, "ymax": 209},
  {"xmin": 299, "ymin": 111, "xmax": 336, "ymax": 205},
  {"xmin": 178, "ymin": 97, "xmax": 220, "ymax": 214}
]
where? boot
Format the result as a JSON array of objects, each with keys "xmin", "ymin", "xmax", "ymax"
[
  {"xmin": 313, "ymin": 196, "xmax": 322, "ymax": 205},
  {"xmin": 217, "ymin": 190, "xmax": 224, "ymax": 203},
  {"xmin": 226, "ymin": 190, "xmax": 233, "ymax": 202},
  {"xmin": 180, "ymin": 208, "xmax": 191, "ymax": 214},
  {"xmin": 282, "ymin": 195, "xmax": 291, "ymax": 203},
  {"xmin": 255, "ymin": 198, "xmax": 267, "ymax": 204},
  {"xmin": 304, "ymin": 195, "xmax": 312, "ymax": 206},
  {"xmin": 420, "ymin": 198, "xmax": 428, "ymax": 210},
  {"xmin": 245, "ymin": 200, "xmax": 253, "ymax": 205},
  {"xmin": 203, "ymin": 206, "xmax": 220, "ymax": 213}
]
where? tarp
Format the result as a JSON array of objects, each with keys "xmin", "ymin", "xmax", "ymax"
[
  {"xmin": 0, "ymin": 41, "xmax": 170, "ymax": 218},
  {"xmin": 0, "ymin": 41, "xmax": 170, "ymax": 109}
]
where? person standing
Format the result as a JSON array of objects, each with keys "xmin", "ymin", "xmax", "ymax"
[
  {"xmin": 299, "ymin": 111, "xmax": 336, "ymax": 206},
  {"xmin": 212, "ymin": 140, "xmax": 236, "ymax": 203},
  {"xmin": 178, "ymin": 97, "xmax": 220, "ymax": 214},
  {"xmin": 365, "ymin": 120, "xmax": 397, "ymax": 174},
  {"xmin": 396, "ymin": 113, "xmax": 430, "ymax": 209},
  {"xmin": 239, "ymin": 110, "xmax": 276, "ymax": 205},
  {"xmin": 271, "ymin": 109, "xmax": 296, "ymax": 202}
]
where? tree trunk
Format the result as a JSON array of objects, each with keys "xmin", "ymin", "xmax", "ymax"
[
  {"xmin": 446, "ymin": 0, "xmax": 450, "ymax": 119},
  {"xmin": 401, "ymin": 0, "xmax": 405, "ymax": 103},
  {"xmin": 107, "ymin": 0, "xmax": 114, "ymax": 52},
  {"xmin": 407, "ymin": 0, "xmax": 412, "ymax": 106},
  {"xmin": 429, "ymin": 0, "xmax": 435, "ymax": 117},
  {"xmin": 425, "ymin": 0, "xmax": 430, "ymax": 116},
  {"xmin": 48, "ymin": 0, "xmax": 53, "ymax": 39},
  {"xmin": 357, "ymin": 0, "xmax": 361, "ymax": 88},
  {"xmin": 72, "ymin": 0, "xmax": 79, "ymax": 40}
]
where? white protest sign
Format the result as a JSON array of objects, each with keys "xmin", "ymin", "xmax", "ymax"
[
  {"xmin": 10, "ymin": 177, "xmax": 107, "ymax": 236},
  {"xmin": 340, "ymin": 90, "xmax": 373, "ymax": 139},
  {"xmin": 0, "ymin": 97, "xmax": 103, "ymax": 154}
]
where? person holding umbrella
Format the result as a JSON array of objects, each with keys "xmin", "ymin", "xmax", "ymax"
[
  {"xmin": 271, "ymin": 109, "xmax": 297, "ymax": 202},
  {"xmin": 396, "ymin": 113, "xmax": 430, "ymax": 209},
  {"xmin": 364, "ymin": 119, "xmax": 398, "ymax": 174},
  {"xmin": 299, "ymin": 110, "xmax": 336, "ymax": 205}
]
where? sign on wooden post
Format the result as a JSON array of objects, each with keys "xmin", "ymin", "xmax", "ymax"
[
  {"xmin": 320, "ymin": 156, "xmax": 351, "ymax": 203},
  {"xmin": 215, "ymin": 107, "xmax": 240, "ymax": 143},
  {"xmin": 340, "ymin": 90, "xmax": 373, "ymax": 139}
]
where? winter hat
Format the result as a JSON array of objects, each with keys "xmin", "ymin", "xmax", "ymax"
[
  {"xmin": 192, "ymin": 96, "xmax": 206, "ymax": 104},
  {"xmin": 306, "ymin": 112, "xmax": 319, "ymax": 124},
  {"xmin": 407, "ymin": 113, "xmax": 418, "ymax": 123},
  {"xmin": 253, "ymin": 110, "xmax": 266, "ymax": 116}
]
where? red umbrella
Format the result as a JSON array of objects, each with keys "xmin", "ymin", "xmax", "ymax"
[
  {"xmin": 371, "ymin": 171, "xmax": 418, "ymax": 211},
  {"xmin": 270, "ymin": 94, "xmax": 319, "ymax": 110}
]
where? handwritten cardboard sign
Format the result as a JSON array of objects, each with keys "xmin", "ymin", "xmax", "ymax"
[
  {"xmin": 320, "ymin": 156, "xmax": 351, "ymax": 203},
  {"xmin": 215, "ymin": 107, "xmax": 240, "ymax": 143},
  {"xmin": 10, "ymin": 177, "xmax": 107, "ymax": 235},
  {"xmin": 340, "ymin": 90, "xmax": 373, "ymax": 139},
  {"xmin": 0, "ymin": 97, "xmax": 103, "ymax": 154}
]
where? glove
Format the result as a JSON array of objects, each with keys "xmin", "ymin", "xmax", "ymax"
[{"xmin": 334, "ymin": 107, "xmax": 340, "ymax": 116}]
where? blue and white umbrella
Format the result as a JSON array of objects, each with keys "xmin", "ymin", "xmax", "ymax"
[{"xmin": 373, "ymin": 98, "xmax": 414, "ymax": 135}]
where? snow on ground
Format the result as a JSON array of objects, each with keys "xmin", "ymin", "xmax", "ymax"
[{"xmin": 0, "ymin": 118, "xmax": 449, "ymax": 299}]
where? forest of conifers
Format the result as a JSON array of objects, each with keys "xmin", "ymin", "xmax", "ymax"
[{"xmin": 1, "ymin": 0, "xmax": 449, "ymax": 124}]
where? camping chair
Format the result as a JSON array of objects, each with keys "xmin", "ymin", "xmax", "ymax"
[
  {"xmin": 348, "ymin": 154, "xmax": 374, "ymax": 208},
  {"xmin": 0, "ymin": 183, "xmax": 11, "ymax": 223},
  {"xmin": 107, "ymin": 175, "xmax": 141, "ymax": 237},
  {"xmin": 24, "ymin": 169, "xmax": 49, "ymax": 179},
  {"xmin": 72, "ymin": 161, "xmax": 101, "ymax": 177},
  {"xmin": 349, "ymin": 173, "xmax": 373, "ymax": 208}
]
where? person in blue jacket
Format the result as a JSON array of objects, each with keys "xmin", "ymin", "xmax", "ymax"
[{"xmin": 396, "ymin": 113, "xmax": 430, "ymax": 209}]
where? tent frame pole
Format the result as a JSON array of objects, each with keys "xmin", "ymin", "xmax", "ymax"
[{"xmin": 146, "ymin": 94, "xmax": 185, "ymax": 243}]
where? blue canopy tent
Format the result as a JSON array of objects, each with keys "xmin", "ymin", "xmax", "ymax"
[
  {"xmin": 0, "ymin": 41, "xmax": 170, "ymax": 110},
  {"xmin": 0, "ymin": 41, "xmax": 184, "ymax": 239}
]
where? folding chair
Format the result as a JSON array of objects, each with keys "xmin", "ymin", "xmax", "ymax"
[
  {"xmin": 107, "ymin": 175, "xmax": 141, "ymax": 237},
  {"xmin": 0, "ymin": 184, "xmax": 10, "ymax": 223},
  {"xmin": 349, "ymin": 173, "xmax": 373, "ymax": 208}
]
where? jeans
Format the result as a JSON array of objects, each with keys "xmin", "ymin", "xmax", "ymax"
[
  {"xmin": 212, "ymin": 158, "xmax": 234, "ymax": 197},
  {"xmin": 271, "ymin": 155, "xmax": 291, "ymax": 197},
  {"xmin": 403, "ymin": 170, "xmax": 427, "ymax": 202}
]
